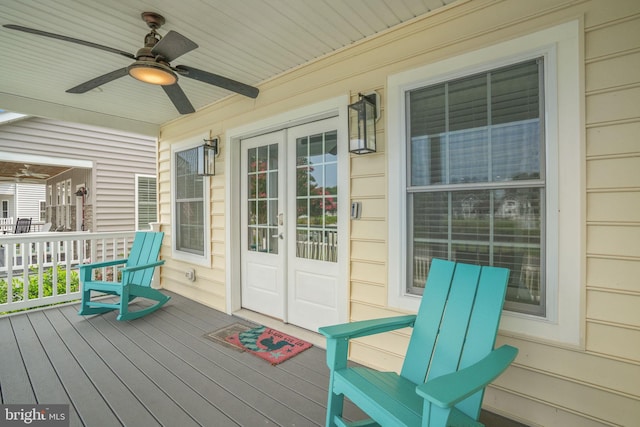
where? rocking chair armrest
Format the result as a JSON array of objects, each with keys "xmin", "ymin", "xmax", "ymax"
[
  {"xmin": 79, "ymin": 259, "xmax": 128, "ymax": 271},
  {"xmin": 319, "ymin": 315, "xmax": 417, "ymax": 340},
  {"xmin": 415, "ymin": 345, "xmax": 518, "ymax": 409},
  {"xmin": 121, "ymin": 260, "xmax": 165, "ymax": 273}
]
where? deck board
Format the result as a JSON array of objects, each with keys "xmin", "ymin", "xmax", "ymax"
[
  {"xmin": 0, "ymin": 292, "xmax": 349, "ymax": 426},
  {"xmin": 59, "ymin": 305, "xmax": 198, "ymax": 427},
  {"xmin": 0, "ymin": 316, "xmax": 36, "ymax": 404}
]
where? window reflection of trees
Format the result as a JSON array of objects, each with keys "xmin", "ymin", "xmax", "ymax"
[{"xmin": 296, "ymin": 132, "xmax": 338, "ymax": 262}]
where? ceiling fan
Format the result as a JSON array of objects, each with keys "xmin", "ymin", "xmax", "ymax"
[
  {"xmin": 3, "ymin": 12, "xmax": 259, "ymax": 114},
  {"xmin": 16, "ymin": 164, "xmax": 50, "ymax": 179}
]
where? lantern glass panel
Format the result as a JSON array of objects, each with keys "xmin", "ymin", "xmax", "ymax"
[
  {"xmin": 348, "ymin": 96, "xmax": 376, "ymax": 154},
  {"xmin": 197, "ymin": 144, "xmax": 216, "ymax": 175}
]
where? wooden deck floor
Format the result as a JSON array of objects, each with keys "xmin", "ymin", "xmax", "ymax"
[
  {"xmin": 0, "ymin": 292, "xmax": 363, "ymax": 427},
  {"xmin": 0, "ymin": 291, "xmax": 525, "ymax": 427}
]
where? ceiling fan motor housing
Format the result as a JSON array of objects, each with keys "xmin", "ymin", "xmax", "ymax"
[{"xmin": 127, "ymin": 30, "xmax": 177, "ymax": 85}]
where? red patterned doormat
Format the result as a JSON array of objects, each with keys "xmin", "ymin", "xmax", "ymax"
[{"xmin": 225, "ymin": 325, "xmax": 313, "ymax": 365}]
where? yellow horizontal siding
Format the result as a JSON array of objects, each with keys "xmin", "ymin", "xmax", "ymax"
[
  {"xmin": 583, "ymin": 9, "xmax": 640, "ymax": 424},
  {"xmin": 587, "ymin": 191, "xmax": 640, "ymax": 222},
  {"xmin": 587, "ymin": 86, "xmax": 640, "ymax": 125},
  {"xmin": 351, "ymin": 240, "xmax": 386, "ymax": 263},
  {"xmin": 586, "ymin": 322, "xmax": 640, "ymax": 363},
  {"xmin": 585, "ymin": 15, "xmax": 640, "ymax": 60},
  {"xmin": 350, "ymin": 261, "xmax": 386, "ymax": 285},
  {"xmin": 350, "ymin": 281, "xmax": 387, "ymax": 306},
  {"xmin": 349, "ymin": 341, "xmax": 405, "ymax": 373},
  {"xmin": 586, "ymin": 50, "xmax": 640, "ymax": 92},
  {"xmin": 587, "ymin": 289, "xmax": 640, "ymax": 327},
  {"xmin": 587, "ymin": 257, "xmax": 640, "ymax": 293},
  {"xmin": 350, "ymin": 151, "xmax": 386, "ymax": 176},
  {"xmin": 484, "ymin": 386, "xmax": 609, "ymax": 427},
  {"xmin": 493, "ymin": 363, "xmax": 640, "ymax": 426},
  {"xmin": 350, "ymin": 176, "xmax": 386, "ymax": 198},
  {"xmin": 496, "ymin": 336, "xmax": 640, "ymax": 400},
  {"xmin": 350, "ymin": 219, "xmax": 387, "ymax": 241},
  {"xmin": 587, "ymin": 225, "xmax": 640, "ymax": 257},
  {"xmin": 587, "ymin": 157, "xmax": 640, "ymax": 189},
  {"xmin": 351, "ymin": 198, "xmax": 387, "ymax": 221}
]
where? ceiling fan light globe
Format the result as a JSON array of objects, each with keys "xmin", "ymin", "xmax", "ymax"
[{"xmin": 127, "ymin": 61, "xmax": 177, "ymax": 85}]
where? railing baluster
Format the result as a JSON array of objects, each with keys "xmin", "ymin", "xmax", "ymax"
[
  {"xmin": 37, "ymin": 241, "xmax": 44, "ymax": 299},
  {"xmin": 6, "ymin": 243, "xmax": 13, "ymax": 304},
  {"xmin": 22, "ymin": 244, "xmax": 29, "ymax": 303}
]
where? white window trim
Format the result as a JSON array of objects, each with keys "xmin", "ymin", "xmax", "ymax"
[
  {"xmin": 387, "ymin": 20, "xmax": 583, "ymax": 346},
  {"xmin": 170, "ymin": 140, "xmax": 212, "ymax": 267}
]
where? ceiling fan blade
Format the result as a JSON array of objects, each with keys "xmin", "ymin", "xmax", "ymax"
[
  {"xmin": 3, "ymin": 24, "xmax": 135, "ymax": 59},
  {"xmin": 174, "ymin": 65, "xmax": 259, "ymax": 99},
  {"xmin": 162, "ymin": 84, "xmax": 195, "ymax": 114},
  {"xmin": 66, "ymin": 68, "xmax": 129, "ymax": 93},
  {"xmin": 152, "ymin": 30, "xmax": 198, "ymax": 62}
]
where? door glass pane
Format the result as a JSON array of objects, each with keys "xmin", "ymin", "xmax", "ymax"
[
  {"xmin": 295, "ymin": 130, "xmax": 338, "ymax": 262},
  {"xmin": 247, "ymin": 144, "xmax": 278, "ymax": 254}
]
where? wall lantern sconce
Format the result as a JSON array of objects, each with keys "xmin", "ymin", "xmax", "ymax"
[
  {"xmin": 197, "ymin": 135, "xmax": 219, "ymax": 176},
  {"xmin": 348, "ymin": 92, "xmax": 378, "ymax": 154}
]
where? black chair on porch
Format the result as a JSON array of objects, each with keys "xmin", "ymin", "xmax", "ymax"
[{"xmin": 13, "ymin": 217, "xmax": 32, "ymax": 234}]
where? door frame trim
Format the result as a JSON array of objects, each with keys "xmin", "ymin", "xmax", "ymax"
[{"xmin": 225, "ymin": 95, "xmax": 349, "ymax": 325}]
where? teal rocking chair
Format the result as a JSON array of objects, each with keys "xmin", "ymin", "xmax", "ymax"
[
  {"xmin": 319, "ymin": 259, "xmax": 518, "ymax": 427},
  {"xmin": 78, "ymin": 231, "xmax": 169, "ymax": 321}
]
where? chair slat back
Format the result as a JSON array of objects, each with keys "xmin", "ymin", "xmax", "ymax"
[
  {"xmin": 426, "ymin": 262, "xmax": 482, "ymax": 381},
  {"xmin": 125, "ymin": 231, "xmax": 164, "ymax": 286},
  {"xmin": 456, "ymin": 265, "xmax": 510, "ymax": 418},
  {"xmin": 400, "ymin": 258, "xmax": 509, "ymax": 418},
  {"xmin": 401, "ymin": 258, "xmax": 456, "ymax": 383}
]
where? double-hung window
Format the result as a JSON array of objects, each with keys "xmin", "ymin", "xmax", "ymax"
[
  {"xmin": 407, "ymin": 59, "xmax": 545, "ymax": 316},
  {"xmin": 388, "ymin": 21, "xmax": 581, "ymax": 344},
  {"xmin": 173, "ymin": 146, "xmax": 208, "ymax": 263}
]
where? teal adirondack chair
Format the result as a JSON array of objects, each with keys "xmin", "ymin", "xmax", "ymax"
[
  {"xmin": 318, "ymin": 259, "xmax": 518, "ymax": 427},
  {"xmin": 78, "ymin": 231, "xmax": 169, "ymax": 321}
]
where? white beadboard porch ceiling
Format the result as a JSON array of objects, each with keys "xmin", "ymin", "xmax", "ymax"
[{"xmin": 0, "ymin": 0, "xmax": 457, "ymax": 135}]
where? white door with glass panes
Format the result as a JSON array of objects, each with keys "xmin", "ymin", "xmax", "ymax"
[
  {"xmin": 241, "ymin": 131, "xmax": 286, "ymax": 320},
  {"xmin": 240, "ymin": 118, "xmax": 341, "ymax": 331}
]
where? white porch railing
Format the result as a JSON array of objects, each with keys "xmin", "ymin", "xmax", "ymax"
[
  {"xmin": 0, "ymin": 217, "xmax": 13, "ymax": 234},
  {"xmin": 0, "ymin": 231, "xmax": 137, "ymax": 313}
]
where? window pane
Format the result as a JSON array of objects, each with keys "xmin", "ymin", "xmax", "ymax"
[
  {"xmin": 409, "ymin": 84, "xmax": 445, "ymax": 186},
  {"xmin": 175, "ymin": 149, "xmax": 204, "ymax": 256},
  {"xmin": 448, "ymin": 74, "xmax": 487, "ymax": 131},
  {"xmin": 412, "ymin": 192, "xmax": 448, "ymax": 240},
  {"xmin": 449, "ymin": 128, "xmax": 488, "ymax": 183},
  {"xmin": 411, "ymin": 135, "xmax": 446, "ymax": 186},
  {"xmin": 452, "ymin": 190, "xmax": 490, "ymax": 241},
  {"xmin": 295, "ymin": 131, "xmax": 338, "ymax": 262},
  {"xmin": 492, "ymin": 121, "xmax": 541, "ymax": 181},
  {"xmin": 247, "ymin": 143, "xmax": 278, "ymax": 254},
  {"xmin": 492, "ymin": 60, "xmax": 540, "ymax": 124}
]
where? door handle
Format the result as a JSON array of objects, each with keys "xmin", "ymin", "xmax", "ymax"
[{"xmin": 272, "ymin": 233, "xmax": 284, "ymax": 239}]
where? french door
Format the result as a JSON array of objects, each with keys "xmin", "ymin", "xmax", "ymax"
[{"xmin": 240, "ymin": 118, "xmax": 341, "ymax": 331}]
